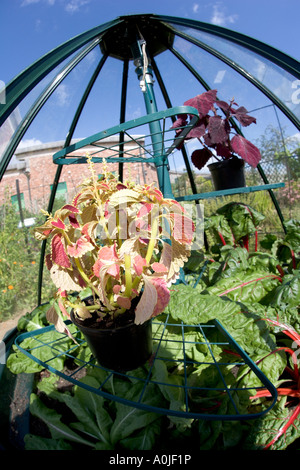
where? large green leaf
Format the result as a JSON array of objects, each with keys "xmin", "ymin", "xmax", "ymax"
[
  {"xmin": 24, "ymin": 434, "xmax": 72, "ymax": 450},
  {"xmin": 29, "ymin": 393, "xmax": 95, "ymax": 447},
  {"xmin": 52, "ymin": 375, "xmax": 113, "ymax": 448},
  {"xmin": 243, "ymin": 398, "xmax": 300, "ymax": 450},
  {"xmin": 270, "ymin": 273, "xmax": 300, "ymax": 309},
  {"xmin": 151, "ymin": 360, "xmax": 193, "ymax": 430},
  {"xmin": 110, "ymin": 382, "xmax": 163, "ymax": 445},
  {"xmin": 165, "ymin": 285, "xmax": 275, "ymax": 355},
  {"xmin": 7, "ymin": 329, "xmax": 72, "ymax": 374},
  {"xmin": 216, "ymin": 203, "xmax": 265, "ymax": 241},
  {"xmin": 203, "ymin": 270, "xmax": 281, "ymax": 303},
  {"xmin": 119, "ymin": 420, "xmax": 161, "ymax": 450}
]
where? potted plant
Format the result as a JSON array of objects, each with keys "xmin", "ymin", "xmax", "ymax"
[
  {"xmin": 172, "ymin": 89, "xmax": 262, "ymax": 190},
  {"xmin": 34, "ymin": 156, "xmax": 195, "ymax": 371}
]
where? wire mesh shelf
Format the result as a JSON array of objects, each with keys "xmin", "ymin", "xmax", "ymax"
[
  {"xmin": 52, "ymin": 106, "xmax": 199, "ymax": 165},
  {"xmin": 15, "ymin": 313, "xmax": 277, "ymax": 421}
]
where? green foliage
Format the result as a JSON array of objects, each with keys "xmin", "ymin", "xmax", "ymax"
[
  {"xmin": 5, "ymin": 201, "xmax": 300, "ymax": 451},
  {"xmin": 0, "ymin": 197, "xmax": 56, "ymax": 322}
]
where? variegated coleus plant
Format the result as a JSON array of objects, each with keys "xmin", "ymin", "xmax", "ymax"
[{"xmin": 35, "ymin": 157, "xmax": 194, "ymax": 331}]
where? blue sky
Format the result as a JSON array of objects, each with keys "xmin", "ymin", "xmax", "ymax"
[
  {"xmin": 1, "ymin": 0, "xmax": 299, "ymax": 166},
  {"xmin": 1, "ymin": 0, "xmax": 299, "ymax": 83}
]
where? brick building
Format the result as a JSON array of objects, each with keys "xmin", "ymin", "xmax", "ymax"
[{"xmin": 0, "ymin": 137, "xmax": 159, "ymax": 214}]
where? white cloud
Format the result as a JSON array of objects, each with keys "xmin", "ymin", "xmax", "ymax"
[
  {"xmin": 35, "ymin": 18, "xmax": 42, "ymax": 32},
  {"xmin": 21, "ymin": 0, "xmax": 56, "ymax": 5},
  {"xmin": 19, "ymin": 138, "xmax": 43, "ymax": 148},
  {"xmin": 20, "ymin": 0, "xmax": 90, "ymax": 10},
  {"xmin": 192, "ymin": 3, "xmax": 199, "ymax": 14},
  {"xmin": 210, "ymin": 2, "xmax": 238, "ymax": 27},
  {"xmin": 54, "ymin": 84, "xmax": 70, "ymax": 107},
  {"xmin": 21, "ymin": 0, "xmax": 40, "ymax": 6},
  {"xmin": 65, "ymin": 0, "xmax": 90, "ymax": 13}
]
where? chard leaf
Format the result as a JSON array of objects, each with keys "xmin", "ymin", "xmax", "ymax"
[
  {"xmin": 52, "ymin": 376, "xmax": 113, "ymax": 447},
  {"xmin": 24, "ymin": 435, "xmax": 73, "ymax": 450},
  {"xmin": 243, "ymin": 398, "xmax": 300, "ymax": 450},
  {"xmin": 165, "ymin": 285, "xmax": 275, "ymax": 354},
  {"xmin": 205, "ymin": 214, "xmax": 234, "ymax": 245},
  {"xmin": 283, "ymin": 219, "xmax": 300, "ymax": 250},
  {"xmin": 7, "ymin": 344, "xmax": 45, "ymax": 374},
  {"xmin": 120, "ymin": 420, "xmax": 161, "ymax": 450},
  {"xmin": 29, "ymin": 393, "xmax": 94, "ymax": 447},
  {"xmin": 270, "ymin": 273, "xmax": 300, "ymax": 308},
  {"xmin": 216, "ymin": 203, "xmax": 265, "ymax": 241},
  {"xmin": 110, "ymin": 382, "xmax": 164, "ymax": 445},
  {"xmin": 152, "ymin": 360, "xmax": 193, "ymax": 430},
  {"xmin": 17, "ymin": 303, "xmax": 50, "ymax": 332},
  {"xmin": 204, "ymin": 270, "xmax": 281, "ymax": 303},
  {"xmin": 7, "ymin": 330, "xmax": 72, "ymax": 374}
]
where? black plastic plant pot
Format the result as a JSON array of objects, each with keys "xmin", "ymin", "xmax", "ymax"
[
  {"xmin": 70, "ymin": 311, "xmax": 153, "ymax": 372},
  {"xmin": 208, "ymin": 158, "xmax": 246, "ymax": 190}
]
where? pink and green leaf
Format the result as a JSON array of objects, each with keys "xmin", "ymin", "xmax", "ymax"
[
  {"xmin": 51, "ymin": 234, "xmax": 71, "ymax": 268},
  {"xmin": 67, "ymin": 236, "xmax": 94, "ymax": 258}
]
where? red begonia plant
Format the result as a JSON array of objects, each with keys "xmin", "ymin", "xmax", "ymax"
[{"xmin": 172, "ymin": 89, "xmax": 262, "ymax": 170}]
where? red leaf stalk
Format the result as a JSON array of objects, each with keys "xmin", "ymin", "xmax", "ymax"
[
  {"xmin": 218, "ymin": 231, "xmax": 227, "ymax": 246},
  {"xmin": 218, "ymin": 274, "xmax": 283, "ymax": 297},
  {"xmin": 263, "ymin": 405, "xmax": 300, "ymax": 450}
]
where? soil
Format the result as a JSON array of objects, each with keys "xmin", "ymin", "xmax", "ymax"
[
  {"xmin": 0, "ymin": 311, "xmax": 25, "ymax": 341},
  {"xmin": 8, "ymin": 361, "xmax": 88, "ymax": 448},
  {"xmin": 75, "ymin": 295, "xmax": 139, "ymax": 330}
]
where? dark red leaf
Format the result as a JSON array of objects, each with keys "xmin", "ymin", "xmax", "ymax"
[
  {"xmin": 45, "ymin": 253, "xmax": 53, "ymax": 271},
  {"xmin": 207, "ymin": 115, "xmax": 230, "ymax": 144},
  {"xmin": 187, "ymin": 122, "xmax": 206, "ymax": 139},
  {"xmin": 231, "ymin": 135, "xmax": 261, "ymax": 167},
  {"xmin": 216, "ymin": 143, "xmax": 232, "ymax": 159},
  {"xmin": 61, "ymin": 204, "xmax": 80, "ymax": 213},
  {"xmin": 233, "ymin": 106, "xmax": 257, "ymax": 127},
  {"xmin": 203, "ymin": 133, "xmax": 213, "ymax": 147},
  {"xmin": 216, "ymin": 100, "xmax": 230, "ymax": 113},
  {"xmin": 69, "ymin": 214, "xmax": 80, "ymax": 228},
  {"xmin": 184, "ymin": 89, "xmax": 217, "ymax": 117},
  {"xmin": 191, "ymin": 148, "xmax": 213, "ymax": 170},
  {"xmin": 170, "ymin": 114, "xmax": 188, "ymax": 129}
]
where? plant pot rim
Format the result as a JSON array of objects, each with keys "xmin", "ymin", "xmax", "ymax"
[
  {"xmin": 70, "ymin": 310, "xmax": 150, "ymax": 334},
  {"xmin": 208, "ymin": 157, "xmax": 245, "ymax": 170}
]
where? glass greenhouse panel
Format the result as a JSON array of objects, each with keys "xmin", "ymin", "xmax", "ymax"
[
  {"xmin": 0, "ymin": 42, "xmax": 103, "ymax": 179},
  {"xmin": 169, "ymin": 23, "xmax": 300, "ymax": 124}
]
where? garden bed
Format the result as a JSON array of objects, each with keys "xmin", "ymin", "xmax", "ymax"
[{"xmin": 2, "ymin": 202, "xmax": 300, "ymax": 451}]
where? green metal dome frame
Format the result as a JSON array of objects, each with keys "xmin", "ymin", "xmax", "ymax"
[
  {"xmin": 1, "ymin": 13, "xmax": 299, "ymax": 304},
  {"xmin": 2, "ymin": 14, "xmax": 300, "ymax": 426}
]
